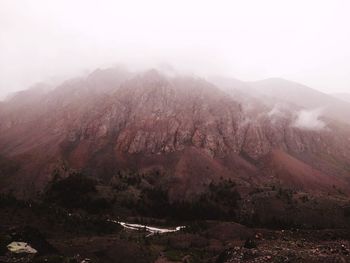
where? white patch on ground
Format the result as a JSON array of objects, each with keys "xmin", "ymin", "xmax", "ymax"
[
  {"xmin": 108, "ymin": 220, "xmax": 185, "ymax": 237},
  {"xmin": 7, "ymin": 242, "xmax": 38, "ymax": 254}
]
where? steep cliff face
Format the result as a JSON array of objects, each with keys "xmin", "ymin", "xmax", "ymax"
[
  {"xmin": 1, "ymin": 68, "xmax": 350, "ymax": 197},
  {"xmin": 73, "ymin": 71, "xmax": 245, "ymax": 155}
]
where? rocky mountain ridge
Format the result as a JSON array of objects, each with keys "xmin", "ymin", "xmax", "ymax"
[{"xmin": 0, "ymin": 68, "xmax": 350, "ymax": 198}]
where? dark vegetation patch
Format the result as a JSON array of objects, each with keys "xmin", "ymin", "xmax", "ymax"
[
  {"xmin": 45, "ymin": 169, "xmax": 241, "ymax": 221},
  {"xmin": 45, "ymin": 172, "xmax": 112, "ymax": 214},
  {"xmin": 0, "ymin": 193, "xmax": 26, "ymax": 209},
  {"xmin": 108, "ymin": 170, "xmax": 241, "ymax": 220},
  {"xmin": 42, "ymin": 169, "xmax": 350, "ymax": 230},
  {"xmin": 137, "ymin": 179, "xmax": 240, "ymax": 220},
  {"xmin": 240, "ymin": 186, "xmax": 350, "ymax": 229},
  {"xmin": 0, "ymin": 155, "xmax": 20, "ymax": 183},
  {"xmin": 0, "ymin": 194, "xmax": 120, "ymax": 236}
]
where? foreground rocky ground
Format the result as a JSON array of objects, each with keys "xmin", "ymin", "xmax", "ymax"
[
  {"xmin": 1, "ymin": 173, "xmax": 350, "ymax": 263},
  {"xmin": 219, "ymin": 230, "xmax": 350, "ymax": 263},
  {"xmin": 1, "ymin": 200, "xmax": 350, "ymax": 263}
]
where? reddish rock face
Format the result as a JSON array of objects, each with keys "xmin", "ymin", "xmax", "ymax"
[{"xmin": 1, "ymin": 68, "xmax": 350, "ymax": 198}]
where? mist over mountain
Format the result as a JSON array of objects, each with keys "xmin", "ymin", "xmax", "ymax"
[
  {"xmin": 332, "ymin": 92, "xmax": 350, "ymax": 103},
  {"xmin": 1, "ymin": 66, "xmax": 350, "ymax": 196}
]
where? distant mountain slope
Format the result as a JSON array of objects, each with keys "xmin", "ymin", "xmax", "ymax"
[
  {"xmin": 0, "ymin": 69, "xmax": 350, "ymax": 199},
  {"xmin": 332, "ymin": 92, "xmax": 350, "ymax": 103},
  {"xmin": 247, "ymin": 78, "xmax": 350, "ymax": 125}
]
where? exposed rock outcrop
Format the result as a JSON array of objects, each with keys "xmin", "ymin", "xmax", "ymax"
[{"xmin": 0, "ymin": 68, "xmax": 350, "ymax": 197}]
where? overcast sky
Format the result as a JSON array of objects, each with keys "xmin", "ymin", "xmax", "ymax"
[{"xmin": 1, "ymin": 0, "xmax": 350, "ymax": 99}]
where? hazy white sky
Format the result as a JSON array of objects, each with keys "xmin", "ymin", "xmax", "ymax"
[{"xmin": 1, "ymin": 0, "xmax": 350, "ymax": 98}]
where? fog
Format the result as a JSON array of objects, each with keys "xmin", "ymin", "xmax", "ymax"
[
  {"xmin": 292, "ymin": 108, "xmax": 326, "ymax": 131},
  {"xmin": 1, "ymin": 0, "xmax": 350, "ymax": 99}
]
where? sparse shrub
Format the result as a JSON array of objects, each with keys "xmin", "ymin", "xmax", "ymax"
[
  {"xmin": 344, "ymin": 206, "xmax": 350, "ymax": 217},
  {"xmin": 0, "ymin": 234, "xmax": 12, "ymax": 255},
  {"xmin": 244, "ymin": 238, "xmax": 257, "ymax": 249},
  {"xmin": 45, "ymin": 173, "xmax": 113, "ymax": 213},
  {"xmin": 300, "ymin": 195, "xmax": 309, "ymax": 203},
  {"xmin": 136, "ymin": 178, "xmax": 240, "ymax": 220},
  {"xmin": 0, "ymin": 193, "xmax": 25, "ymax": 208}
]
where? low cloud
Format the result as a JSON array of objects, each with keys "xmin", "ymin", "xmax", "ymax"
[
  {"xmin": 267, "ymin": 103, "xmax": 290, "ymax": 118},
  {"xmin": 292, "ymin": 108, "xmax": 326, "ymax": 130},
  {"xmin": 266, "ymin": 103, "xmax": 292, "ymax": 124}
]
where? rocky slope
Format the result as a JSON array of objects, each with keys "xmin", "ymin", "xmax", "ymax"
[{"xmin": 0, "ymin": 68, "xmax": 350, "ymax": 200}]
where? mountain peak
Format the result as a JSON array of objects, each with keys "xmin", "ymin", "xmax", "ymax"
[{"xmin": 0, "ymin": 67, "xmax": 350, "ymax": 200}]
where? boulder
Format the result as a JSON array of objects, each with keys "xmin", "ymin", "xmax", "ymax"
[{"xmin": 7, "ymin": 242, "xmax": 37, "ymax": 254}]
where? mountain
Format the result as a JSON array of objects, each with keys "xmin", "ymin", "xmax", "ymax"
[
  {"xmin": 1, "ymin": 68, "xmax": 350, "ymax": 204},
  {"xmin": 247, "ymin": 78, "xmax": 350, "ymax": 125},
  {"xmin": 332, "ymin": 92, "xmax": 350, "ymax": 103}
]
